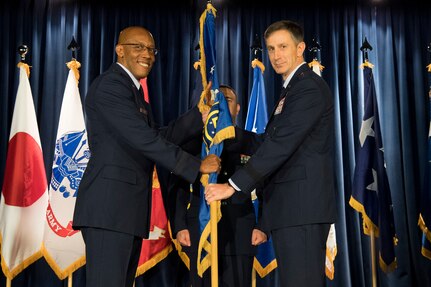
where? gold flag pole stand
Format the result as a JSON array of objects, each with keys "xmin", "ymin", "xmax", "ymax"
[
  {"xmin": 210, "ymin": 201, "xmax": 219, "ymax": 287},
  {"xmin": 370, "ymin": 228, "xmax": 377, "ymax": 287}
]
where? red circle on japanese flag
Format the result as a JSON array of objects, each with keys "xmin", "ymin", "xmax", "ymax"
[{"xmin": 2, "ymin": 132, "xmax": 47, "ymax": 207}]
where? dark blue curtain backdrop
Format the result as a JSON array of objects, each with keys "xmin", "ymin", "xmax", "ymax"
[{"xmin": 1, "ymin": 0, "xmax": 431, "ymax": 286}]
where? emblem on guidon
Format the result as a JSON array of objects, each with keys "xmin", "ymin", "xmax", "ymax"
[{"xmin": 47, "ymin": 130, "xmax": 90, "ymax": 237}]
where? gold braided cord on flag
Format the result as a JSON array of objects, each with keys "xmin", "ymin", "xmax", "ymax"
[
  {"xmin": 197, "ymin": 90, "xmax": 211, "ymax": 115},
  {"xmin": 251, "ymin": 59, "xmax": 265, "ymax": 73},
  {"xmin": 193, "ymin": 60, "xmax": 201, "ymax": 70},
  {"xmin": 196, "ymin": 201, "xmax": 221, "ymax": 277},
  {"xmin": 197, "ymin": 3, "xmax": 216, "ymax": 115},
  {"xmin": 66, "ymin": 59, "xmax": 81, "ymax": 83},
  {"xmin": 168, "ymin": 221, "xmax": 191, "ymax": 269},
  {"xmin": 360, "ymin": 60, "xmax": 374, "ymax": 69},
  {"xmin": 198, "ymin": 3, "xmax": 216, "ymax": 89},
  {"xmin": 17, "ymin": 62, "xmax": 30, "ymax": 78},
  {"xmin": 308, "ymin": 58, "xmax": 325, "ymax": 71}
]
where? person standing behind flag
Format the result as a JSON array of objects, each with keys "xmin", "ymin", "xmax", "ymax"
[
  {"xmin": 72, "ymin": 26, "xmax": 220, "ymax": 287},
  {"xmin": 168, "ymin": 85, "xmax": 266, "ymax": 287},
  {"xmin": 205, "ymin": 20, "xmax": 336, "ymax": 287}
]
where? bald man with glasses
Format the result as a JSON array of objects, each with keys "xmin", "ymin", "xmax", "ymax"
[{"xmin": 72, "ymin": 26, "xmax": 220, "ymax": 287}]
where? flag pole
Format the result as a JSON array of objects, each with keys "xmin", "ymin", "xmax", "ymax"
[
  {"xmin": 210, "ymin": 201, "xmax": 219, "ymax": 287},
  {"xmin": 249, "ymin": 34, "xmax": 262, "ymax": 287},
  {"xmin": 360, "ymin": 37, "xmax": 377, "ymax": 287},
  {"xmin": 4, "ymin": 45, "xmax": 30, "ymax": 287},
  {"xmin": 68, "ymin": 273, "xmax": 73, "ymax": 287},
  {"xmin": 204, "ymin": 2, "xmax": 219, "ymax": 285},
  {"xmin": 370, "ymin": 228, "xmax": 377, "ymax": 287}
]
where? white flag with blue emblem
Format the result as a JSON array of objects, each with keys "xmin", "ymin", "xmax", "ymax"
[{"xmin": 42, "ymin": 60, "xmax": 90, "ymax": 279}]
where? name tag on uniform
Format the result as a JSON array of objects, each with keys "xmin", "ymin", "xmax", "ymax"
[{"xmin": 274, "ymin": 97, "xmax": 285, "ymax": 115}]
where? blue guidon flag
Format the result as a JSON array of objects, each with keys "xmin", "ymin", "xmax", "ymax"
[
  {"xmin": 196, "ymin": 2, "xmax": 235, "ymax": 277},
  {"xmin": 245, "ymin": 59, "xmax": 277, "ymax": 278}
]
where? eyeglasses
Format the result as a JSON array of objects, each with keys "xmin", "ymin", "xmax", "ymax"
[{"xmin": 120, "ymin": 43, "xmax": 158, "ymax": 55}]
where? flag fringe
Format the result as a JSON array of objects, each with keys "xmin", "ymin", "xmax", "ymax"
[
  {"xmin": 325, "ymin": 246, "xmax": 337, "ymax": 280},
  {"xmin": 253, "ymin": 257, "xmax": 277, "ymax": 278},
  {"xmin": 135, "ymin": 244, "xmax": 173, "ymax": 277},
  {"xmin": 418, "ymin": 213, "xmax": 431, "ymax": 243},
  {"xmin": 349, "ymin": 196, "xmax": 380, "ymax": 237},
  {"xmin": 41, "ymin": 244, "xmax": 85, "ymax": 280},
  {"xmin": 212, "ymin": 126, "xmax": 235, "ymax": 145},
  {"xmin": 421, "ymin": 244, "xmax": 431, "ymax": 260},
  {"xmin": 379, "ymin": 253, "xmax": 397, "ymax": 273},
  {"xmin": 0, "ymin": 243, "xmax": 43, "ymax": 280}
]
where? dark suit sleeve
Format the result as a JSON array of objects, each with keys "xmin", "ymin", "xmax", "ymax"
[
  {"xmin": 231, "ymin": 78, "xmax": 328, "ymax": 194},
  {"xmin": 223, "ymin": 126, "xmax": 263, "ymax": 156},
  {"xmin": 93, "ymin": 74, "xmax": 200, "ymax": 183},
  {"xmin": 167, "ymin": 136, "xmax": 202, "ymax": 237},
  {"xmin": 160, "ymin": 106, "xmax": 204, "ymax": 146}
]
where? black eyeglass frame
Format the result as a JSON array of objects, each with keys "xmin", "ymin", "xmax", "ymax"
[{"xmin": 119, "ymin": 43, "xmax": 158, "ymax": 55}]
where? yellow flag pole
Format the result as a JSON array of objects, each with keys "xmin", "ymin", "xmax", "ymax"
[
  {"xmin": 252, "ymin": 267, "xmax": 257, "ymax": 287},
  {"xmin": 68, "ymin": 273, "xmax": 73, "ymax": 287},
  {"xmin": 6, "ymin": 278, "xmax": 11, "ymax": 287},
  {"xmin": 210, "ymin": 201, "xmax": 219, "ymax": 287},
  {"xmin": 370, "ymin": 228, "xmax": 377, "ymax": 287}
]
